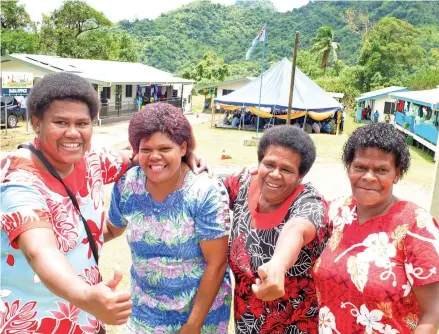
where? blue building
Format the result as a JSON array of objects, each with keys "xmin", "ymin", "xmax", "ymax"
[{"xmin": 391, "ymin": 87, "xmax": 439, "ymax": 160}]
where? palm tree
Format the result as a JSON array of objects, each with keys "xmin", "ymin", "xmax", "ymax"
[{"xmin": 311, "ymin": 26, "xmax": 340, "ymax": 73}]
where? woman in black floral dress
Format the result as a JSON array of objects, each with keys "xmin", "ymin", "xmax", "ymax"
[{"xmin": 221, "ymin": 125, "xmax": 329, "ymax": 334}]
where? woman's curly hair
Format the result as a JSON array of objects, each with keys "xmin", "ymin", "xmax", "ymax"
[
  {"xmin": 27, "ymin": 72, "xmax": 100, "ymax": 120},
  {"xmin": 342, "ymin": 122, "xmax": 411, "ymax": 176},
  {"xmin": 128, "ymin": 103, "xmax": 195, "ymax": 159},
  {"xmin": 257, "ymin": 125, "xmax": 316, "ymax": 176}
]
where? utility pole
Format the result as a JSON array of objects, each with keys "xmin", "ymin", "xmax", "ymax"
[{"xmin": 287, "ymin": 32, "xmax": 300, "ymax": 124}]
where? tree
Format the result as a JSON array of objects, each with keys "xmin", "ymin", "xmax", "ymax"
[
  {"xmin": 0, "ymin": 0, "xmax": 34, "ymax": 30},
  {"xmin": 235, "ymin": 0, "xmax": 276, "ymax": 11},
  {"xmin": 0, "ymin": 0, "xmax": 39, "ymax": 55},
  {"xmin": 296, "ymin": 50, "xmax": 324, "ymax": 79},
  {"xmin": 311, "ymin": 26, "xmax": 340, "ymax": 73},
  {"xmin": 358, "ymin": 17, "xmax": 426, "ymax": 90},
  {"xmin": 40, "ymin": 0, "xmax": 112, "ymax": 57},
  {"xmin": 1, "ymin": 30, "xmax": 40, "ymax": 56},
  {"xmin": 181, "ymin": 52, "xmax": 230, "ymax": 86},
  {"xmin": 341, "ymin": 9, "xmax": 375, "ymax": 41}
]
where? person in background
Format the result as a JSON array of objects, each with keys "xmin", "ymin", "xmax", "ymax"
[
  {"xmin": 105, "ymin": 103, "xmax": 231, "ymax": 334},
  {"xmin": 231, "ymin": 112, "xmax": 241, "ymax": 128},
  {"xmin": 136, "ymin": 93, "xmax": 143, "ymax": 111},
  {"xmin": 1, "ymin": 72, "xmax": 133, "ymax": 333},
  {"xmin": 321, "ymin": 120, "xmax": 331, "ymax": 134},
  {"xmin": 220, "ymin": 125, "xmax": 329, "ymax": 333},
  {"xmin": 312, "ymin": 121, "xmax": 321, "ymax": 134},
  {"xmin": 223, "ymin": 111, "xmax": 231, "ymax": 125},
  {"xmin": 374, "ymin": 109, "xmax": 380, "ymax": 122},
  {"xmin": 253, "ymin": 122, "xmax": 439, "ymax": 334}
]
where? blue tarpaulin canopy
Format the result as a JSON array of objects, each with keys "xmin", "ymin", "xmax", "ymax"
[{"xmin": 215, "ymin": 58, "xmax": 341, "ymax": 113}]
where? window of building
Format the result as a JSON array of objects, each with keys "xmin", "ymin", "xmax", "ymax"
[
  {"xmin": 125, "ymin": 85, "xmax": 133, "ymax": 97},
  {"xmin": 188, "ymin": 95, "xmax": 191, "ymax": 104},
  {"xmin": 102, "ymin": 87, "xmax": 111, "ymax": 100},
  {"xmin": 384, "ymin": 102, "xmax": 396, "ymax": 115},
  {"xmin": 223, "ymin": 89, "xmax": 234, "ymax": 95}
]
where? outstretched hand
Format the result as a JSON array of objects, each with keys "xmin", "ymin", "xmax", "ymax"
[
  {"xmin": 81, "ymin": 268, "xmax": 132, "ymax": 325},
  {"xmin": 252, "ymin": 260, "xmax": 286, "ymax": 301}
]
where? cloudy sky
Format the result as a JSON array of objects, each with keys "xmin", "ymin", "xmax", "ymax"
[{"xmin": 19, "ymin": 0, "xmax": 310, "ymax": 24}]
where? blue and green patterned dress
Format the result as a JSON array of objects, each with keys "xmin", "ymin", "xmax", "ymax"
[{"xmin": 108, "ymin": 167, "xmax": 231, "ymax": 333}]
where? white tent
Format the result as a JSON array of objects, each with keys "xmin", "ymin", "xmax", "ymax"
[{"xmin": 215, "ymin": 58, "xmax": 341, "ymax": 113}]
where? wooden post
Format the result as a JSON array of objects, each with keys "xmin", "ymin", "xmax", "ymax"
[
  {"xmin": 287, "ymin": 32, "xmax": 300, "ymax": 124},
  {"xmin": 181, "ymin": 84, "xmax": 184, "ymax": 110},
  {"xmin": 431, "ymin": 146, "xmax": 439, "ymax": 220},
  {"xmin": 211, "ymin": 91, "xmax": 215, "ymax": 128}
]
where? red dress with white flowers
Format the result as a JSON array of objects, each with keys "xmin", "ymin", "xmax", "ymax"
[
  {"xmin": 222, "ymin": 174, "xmax": 329, "ymax": 334},
  {"xmin": 313, "ymin": 197, "xmax": 439, "ymax": 334},
  {"xmin": 0, "ymin": 140, "xmax": 128, "ymax": 334}
]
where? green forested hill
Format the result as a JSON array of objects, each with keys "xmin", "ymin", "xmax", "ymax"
[{"xmin": 119, "ymin": 0, "xmax": 439, "ymax": 73}]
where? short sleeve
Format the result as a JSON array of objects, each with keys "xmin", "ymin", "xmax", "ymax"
[
  {"xmin": 217, "ymin": 173, "xmax": 245, "ymax": 210},
  {"xmin": 195, "ymin": 177, "xmax": 230, "ymax": 241},
  {"xmin": 96, "ymin": 148, "xmax": 129, "ymax": 185},
  {"xmin": 404, "ymin": 206, "xmax": 439, "ymax": 287},
  {"xmin": 288, "ymin": 185, "xmax": 328, "ymax": 243},
  {"xmin": 108, "ymin": 179, "xmax": 129, "ymax": 228},
  {"xmin": 1, "ymin": 183, "xmax": 52, "ymax": 244}
]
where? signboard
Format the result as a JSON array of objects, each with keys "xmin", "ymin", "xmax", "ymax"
[
  {"xmin": 2, "ymin": 72, "xmax": 33, "ymax": 96},
  {"xmin": 2, "ymin": 88, "xmax": 31, "ymax": 96}
]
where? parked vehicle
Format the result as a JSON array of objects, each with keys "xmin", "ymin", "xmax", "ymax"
[{"xmin": 1, "ymin": 96, "xmax": 26, "ymax": 128}]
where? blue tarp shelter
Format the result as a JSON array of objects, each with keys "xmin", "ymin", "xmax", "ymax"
[{"xmin": 215, "ymin": 58, "xmax": 341, "ymax": 113}]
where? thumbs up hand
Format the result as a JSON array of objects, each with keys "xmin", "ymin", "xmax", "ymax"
[
  {"xmin": 104, "ymin": 267, "xmax": 124, "ymax": 290},
  {"xmin": 79, "ymin": 268, "xmax": 132, "ymax": 325}
]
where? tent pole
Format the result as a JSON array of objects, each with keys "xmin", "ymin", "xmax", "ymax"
[
  {"xmin": 302, "ymin": 110, "xmax": 308, "ymax": 130},
  {"xmin": 287, "ymin": 32, "xmax": 300, "ymax": 125}
]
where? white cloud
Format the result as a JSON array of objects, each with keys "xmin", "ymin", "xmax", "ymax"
[{"xmin": 19, "ymin": 0, "xmax": 309, "ymax": 24}]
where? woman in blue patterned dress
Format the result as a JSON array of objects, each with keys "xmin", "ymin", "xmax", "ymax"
[{"xmin": 105, "ymin": 103, "xmax": 231, "ymax": 334}]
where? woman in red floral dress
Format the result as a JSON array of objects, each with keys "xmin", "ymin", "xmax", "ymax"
[
  {"xmin": 221, "ymin": 125, "xmax": 329, "ymax": 333},
  {"xmin": 257, "ymin": 123, "xmax": 439, "ymax": 333},
  {"xmin": 0, "ymin": 73, "xmax": 135, "ymax": 333}
]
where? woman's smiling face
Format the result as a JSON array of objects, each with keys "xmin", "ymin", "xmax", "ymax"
[
  {"xmin": 348, "ymin": 148, "xmax": 400, "ymax": 207},
  {"xmin": 258, "ymin": 145, "xmax": 302, "ymax": 207},
  {"xmin": 138, "ymin": 132, "xmax": 187, "ymax": 185}
]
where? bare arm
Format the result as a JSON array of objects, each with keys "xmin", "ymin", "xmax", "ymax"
[
  {"xmin": 252, "ymin": 217, "xmax": 316, "ymax": 301},
  {"xmin": 17, "ymin": 227, "xmax": 132, "ymax": 325},
  {"xmin": 179, "ymin": 236, "xmax": 229, "ymax": 333},
  {"xmin": 104, "ymin": 220, "xmax": 126, "ymax": 243},
  {"xmin": 413, "ymin": 282, "xmax": 439, "ymax": 334}
]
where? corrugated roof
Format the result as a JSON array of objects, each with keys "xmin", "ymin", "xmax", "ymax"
[
  {"xmin": 355, "ymin": 86, "xmax": 409, "ymax": 102},
  {"xmin": 391, "ymin": 88, "xmax": 439, "ymax": 109},
  {"xmin": 2, "ymin": 54, "xmax": 194, "ymax": 86}
]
